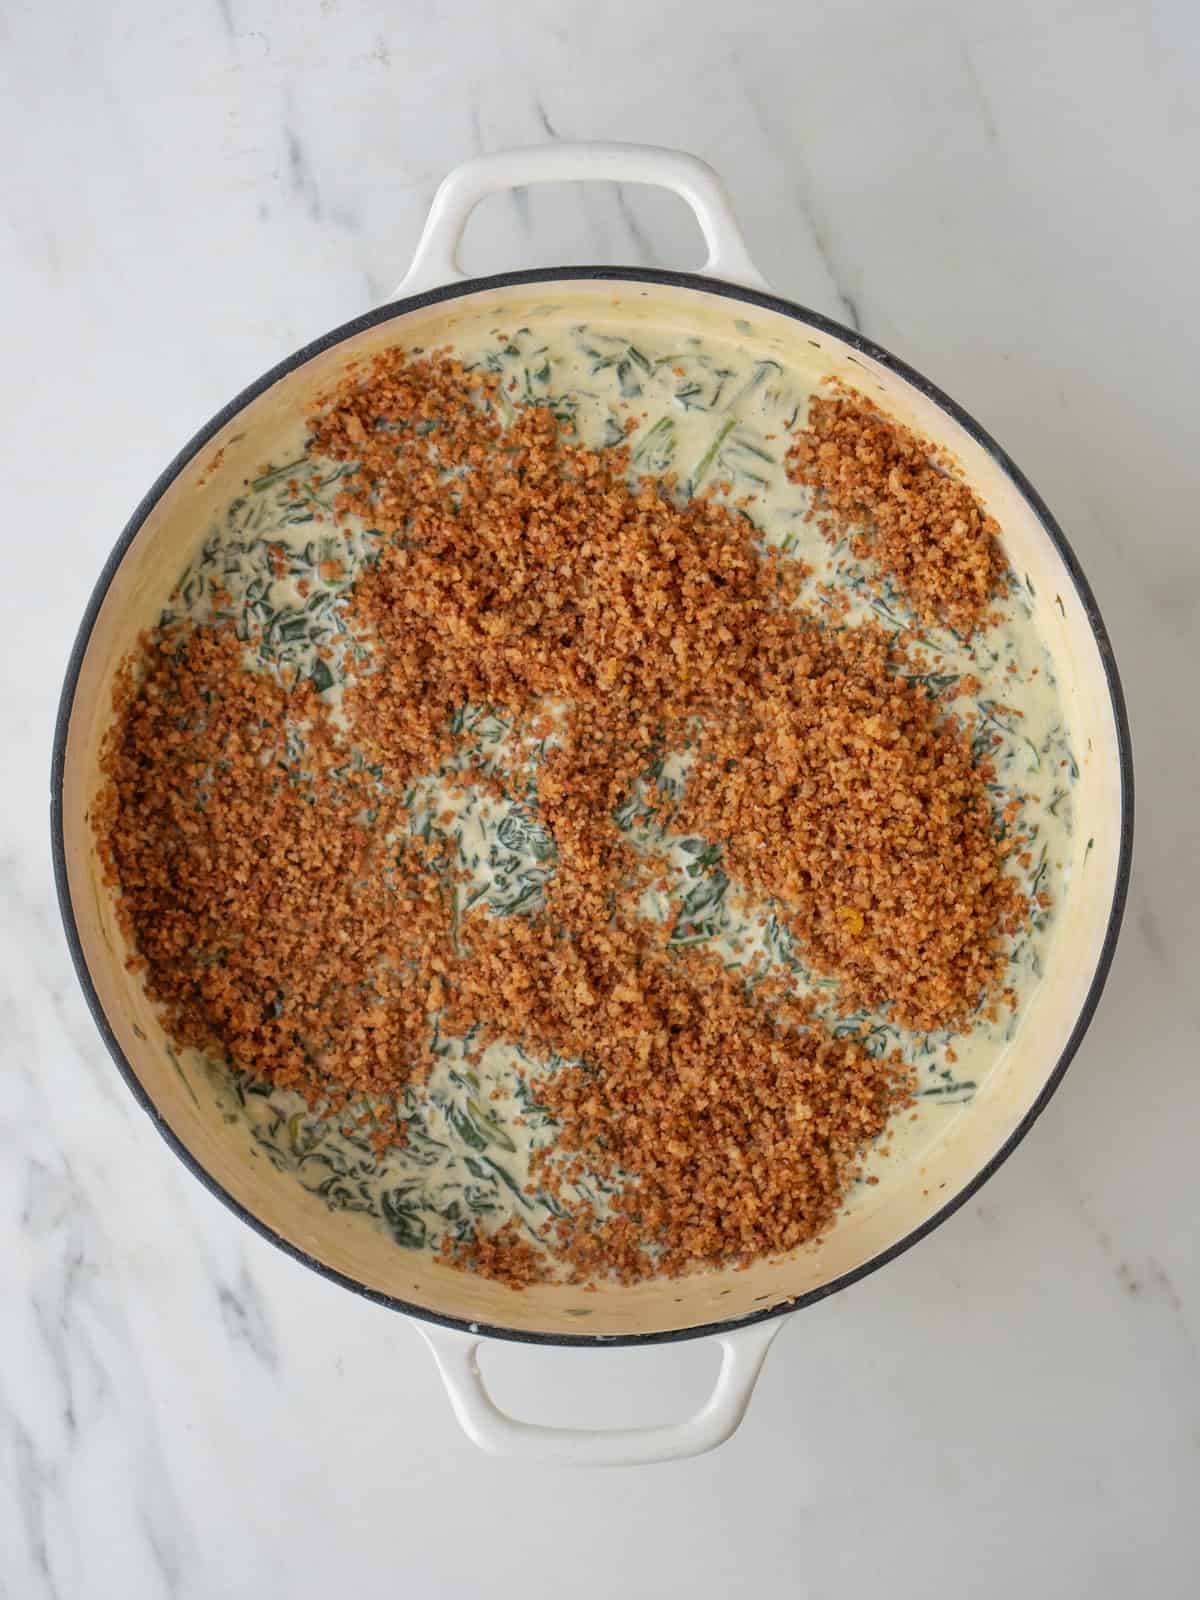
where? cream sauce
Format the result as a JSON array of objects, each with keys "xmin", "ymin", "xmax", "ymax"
[{"xmin": 169, "ymin": 313, "xmax": 1077, "ymax": 1270}]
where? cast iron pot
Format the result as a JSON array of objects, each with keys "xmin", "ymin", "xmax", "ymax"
[{"xmin": 52, "ymin": 143, "xmax": 1133, "ymax": 1465}]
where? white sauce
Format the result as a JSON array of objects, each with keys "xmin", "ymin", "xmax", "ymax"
[{"xmin": 170, "ymin": 313, "xmax": 1077, "ymax": 1271}]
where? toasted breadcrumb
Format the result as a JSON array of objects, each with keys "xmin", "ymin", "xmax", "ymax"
[
  {"xmin": 786, "ymin": 388, "xmax": 1007, "ymax": 635},
  {"xmin": 95, "ymin": 348, "xmax": 1027, "ymax": 1287}
]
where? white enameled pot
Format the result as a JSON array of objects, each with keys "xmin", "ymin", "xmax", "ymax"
[{"xmin": 52, "ymin": 143, "xmax": 1133, "ymax": 1466}]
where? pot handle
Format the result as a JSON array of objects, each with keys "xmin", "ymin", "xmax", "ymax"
[
  {"xmin": 393, "ymin": 141, "xmax": 769, "ymax": 298},
  {"xmin": 417, "ymin": 1317, "xmax": 781, "ymax": 1466}
]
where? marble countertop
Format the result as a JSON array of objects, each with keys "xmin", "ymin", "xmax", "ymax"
[{"xmin": 3, "ymin": 0, "xmax": 1198, "ymax": 1594}]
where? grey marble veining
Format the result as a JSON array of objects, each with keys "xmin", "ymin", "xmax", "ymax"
[{"xmin": 2, "ymin": 0, "xmax": 1198, "ymax": 1595}]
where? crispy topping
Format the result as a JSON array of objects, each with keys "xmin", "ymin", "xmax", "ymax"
[
  {"xmin": 787, "ymin": 388, "xmax": 1007, "ymax": 634},
  {"xmin": 94, "ymin": 348, "xmax": 1028, "ymax": 1286}
]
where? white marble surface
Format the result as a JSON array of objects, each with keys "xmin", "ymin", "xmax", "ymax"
[{"xmin": 3, "ymin": 0, "xmax": 1198, "ymax": 1593}]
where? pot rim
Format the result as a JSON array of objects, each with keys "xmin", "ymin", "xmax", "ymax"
[{"xmin": 50, "ymin": 265, "xmax": 1135, "ymax": 1347}]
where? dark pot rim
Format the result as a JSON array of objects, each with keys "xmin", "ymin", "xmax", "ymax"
[{"xmin": 50, "ymin": 265, "xmax": 1135, "ymax": 1348}]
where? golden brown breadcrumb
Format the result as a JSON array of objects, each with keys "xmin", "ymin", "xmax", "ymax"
[
  {"xmin": 94, "ymin": 347, "xmax": 1026, "ymax": 1287},
  {"xmin": 786, "ymin": 388, "xmax": 1007, "ymax": 635}
]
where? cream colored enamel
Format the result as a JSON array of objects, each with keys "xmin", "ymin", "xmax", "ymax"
[{"xmin": 61, "ymin": 280, "xmax": 1124, "ymax": 1337}]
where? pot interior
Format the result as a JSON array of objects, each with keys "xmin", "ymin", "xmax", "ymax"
[{"xmin": 58, "ymin": 275, "xmax": 1127, "ymax": 1340}]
